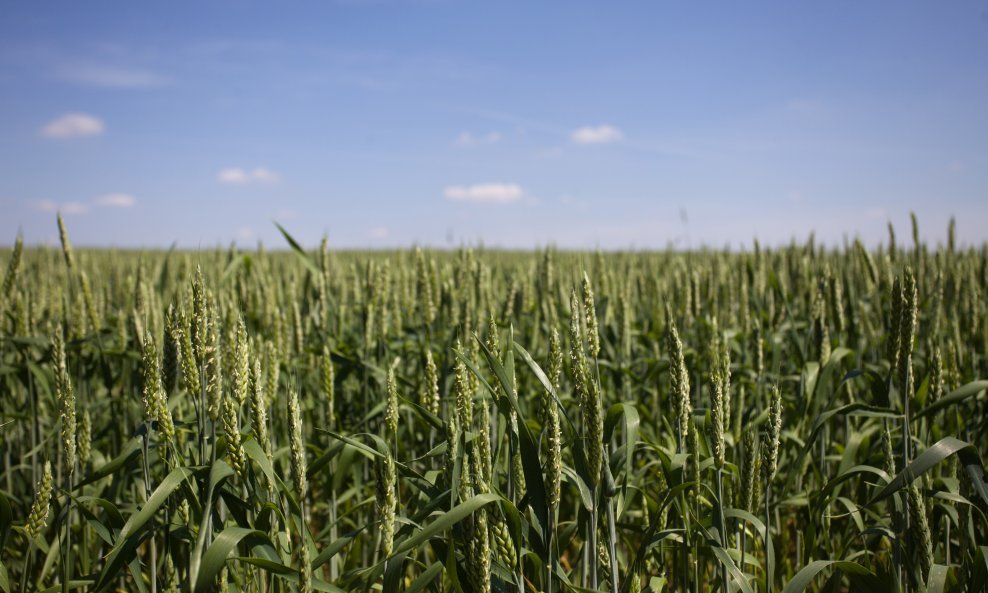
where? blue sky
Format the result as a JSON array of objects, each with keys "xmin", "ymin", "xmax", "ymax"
[{"xmin": 1, "ymin": 1, "xmax": 986, "ymax": 249}]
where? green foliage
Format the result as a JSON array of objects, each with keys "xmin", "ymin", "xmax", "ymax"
[{"xmin": 0, "ymin": 219, "xmax": 987, "ymax": 592}]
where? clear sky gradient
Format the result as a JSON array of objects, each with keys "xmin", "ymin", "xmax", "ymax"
[{"xmin": 2, "ymin": 1, "xmax": 986, "ymax": 249}]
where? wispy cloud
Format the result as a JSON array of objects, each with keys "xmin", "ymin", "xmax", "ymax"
[
  {"xmin": 444, "ymin": 183, "xmax": 523, "ymax": 204},
  {"xmin": 94, "ymin": 193, "xmax": 136, "ymax": 207},
  {"xmin": 35, "ymin": 192, "xmax": 137, "ymax": 214},
  {"xmin": 55, "ymin": 61, "xmax": 169, "ymax": 88},
  {"xmin": 218, "ymin": 167, "xmax": 281, "ymax": 185},
  {"xmin": 571, "ymin": 124, "xmax": 624, "ymax": 145},
  {"xmin": 455, "ymin": 131, "xmax": 501, "ymax": 147},
  {"xmin": 40, "ymin": 113, "xmax": 105, "ymax": 138},
  {"xmin": 36, "ymin": 199, "xmax": 89, "ymax": 215}
]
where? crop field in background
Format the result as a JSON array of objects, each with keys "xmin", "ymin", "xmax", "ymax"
[{"xmin": 0, "ymin": 214, "xmax": 986, "ymax": 593}]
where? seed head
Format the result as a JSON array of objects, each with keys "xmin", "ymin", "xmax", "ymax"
[
  {"xmin": 78, "ymin": 409, "xmax": 92, "ymax": 467},
  {"xmin": 477, "ymin": 399, "xmax": 493, "ymax": 486},
  {"xmin": 415, "ymin": 248, "xmax": 437, "ymax": 325},
  {"xmin": 909, "ymin": 483, "xmax": 933, "ymax": 588},
  {"xmin": 468, "ymin": 452, "xmax": 492, "ymax": 593},
  {"xmin": 667, "ymin": 318, "xmax": 691, "ymax": 448},
  {"xmin": 887, "ymin": 276, "xmax": 902, "ymax": 367},
  {"xmin": 453, "ymin": 340, "xmax": 473, "ymax": 430},
  {"xmin": 295, "ymin": 540, "xmax": 312, "ymax": 593},
  {"xmin": 221, "ymin": 390, "xmax": 248, "ymax": 481},
  {"xmin": 204, "ymin": 304, "xmax": 223, "ymax": 422},
  {"xmin": 191, "ymin": 268, "xmax": 209, "ymax": 363},
  {"xmin": 250, "ymin": 356, "xmax": 271, "ymax": 455},
  {"xmin": 492, "ymin": 518, "xmax": 517, "ymax": 569},
  {"xmin": 582, "ymin": 272, "xmax": 600, "ymax": 358},
  {"xmin": 57, "ymin": 213, "xmax": 75, "ymax": 272},
  {"xmin": 897, "ymin": 268, "xmax": 918, "ymax": 399},
  {"xmin": 231, "ymin": 317, "xmax": 249, "ymax": 405},
  {"xmin": 0, "ymin": 234, "xmax": 22, "ymax": 302},
  {"xmin": 79, "ymin": 271, "xmax": 100, "ymax": 333},
  {"xmin": 143, "ymin": 332, "xmax": 176, "ymax": 445},
  {"xmin": 163, "ymin": 304, "xmax": 180, "ymax": 393},
  {"xmin": 287, "ymin": 386, "xmax": 308, "ymax": 500},
  {"xmin": 888, "ymin": 221, "xmax": 897, "ymax": 262},
  {"xmin": 738, "ymin": 431, "xmax": 759, "ymax": 512},
  {"xmin": 718, "ymin": 335, "xmax": 732, "ymax": 430},
  {"xmin": 710, "ymin": 374, "xmax": 726, "ymax": 469},
  {"xmin": 53, "ymin": 324, "xmax": 76, "ymax": 476},
  {"xmin": 25, "ymin": 461, "xmax": 53, "ymax": 538},
  {"xmin": 540, "ymin": 327, "xmax": 563, "ymax": 427},
  {"xmin": 929, "ymin": 347, "xmax": 943, "ymax": 403},
  {"xmin": 385, "ymin": 358, "xmax": 400, "ymax": 437},
  {"xmin": 881, "ymin": 423, "xmax": 897, "ymax": 476},
  {"xmin": 753, "ymin": 322, "xmax": 764, "ymax": 377},
  {"xmin": 375, "ymin": 450, "xmax": 397, "ymax": 556},
  {"xmin": 546, "ymin": 390, "xmax": 562, "ymax": 513},
  {"xmin": 761, "ymin": 385, "xmax": 783, "ymax": 481},
  {"xmin": 486, "ymin": 313, "xmax": 501, "ymax": 398},
  {"xmin": 178, "ymin": 307, "xmax": 200, "ymax": 399},
  {"xmin": 321, "ymin": 345, "xmax": 335, "ymax": 426},
  {"xmin": 421, "ymin": 349, "xmax": 440, "ymax": 416},
  {"xmin": 812, "ymin": 281, "xmax": 830, "ymax": 364}
]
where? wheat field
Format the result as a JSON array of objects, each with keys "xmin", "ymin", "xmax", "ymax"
[{"xmin": 0, "ymin": 214, "xmax": 986, "ymax": 593}]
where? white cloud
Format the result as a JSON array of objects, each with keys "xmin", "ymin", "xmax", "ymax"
[
  {"xmin": 456, "ymin": 131, "xmax": 502, "ymax": 147},
  {"xmin": 368, "ymin": 227, "xmax": 389, "ymax": 239},
  {"xmin": 218, "ymin": 167, "xmax": 281, "ymax": 185},
  {"xmin": 40, "ymin": 113, "xmax": 105, "ymax": 138},
  {"xmin": 62, "ymin": 202, "xmax": 89, "ymax": 215},
  {"xmin": 37, "ymin": 199, "xmax": 89, "ymax": 215},
  {"xmin": 218, "ymin": 168, "xmax": 248, "ymax": 184},
  {"xmin": 571, "ymin": 125, "xmax": 624, "ymax": 145},
  {"xmin": 56, "ymin": 62, "xmax": 169, "ymax": 88},
  {"xmin": 94, "ymin": 193, "xmax": 136, "ymax": 208},
  {"xmin": 444, "ymin": 183, "xmax": 524, "ymax": 204},
  {"xmin": 250, "ymin": 167, "xmax": 280, "ymax": 183}
]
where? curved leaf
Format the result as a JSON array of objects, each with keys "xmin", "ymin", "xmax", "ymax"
[
  {"xmin": 605, "ymin": 402, "xmax": 641, "ymax": 486},
  {"xmin": 868, "ymin": 437, "xmax": 988, "ymax": 508},
  {"xmin": 915, "ymin": 380, "xmax": 988, "ymax": 419},
  {"xmin": 311, "ymin": 532, "xmax": 359, "ymax": 570},
  {"xmin": 393, "ymin": 493, "xmax": 498, "ymax": 557},
  {"xmin": 274, "ymin": 221, "xmax": 320, "ymax": 276},
  {"xmin": 695, "ymin": 523, "xmax": 754, "ymax": 593},
  {"xmin": 466, "ymin": 339, "xmax": 550, "ymax": 538},
  {"xmin": 93, "ymin": 466, "xmax": 193, "ymax": 592},
  {"xmin": 195, "ymin": 527, "xmax": 270, "ymax": 593},
  {"xmin": 76, "ymin": 437, "xmax": 142, "ymax": 489},
  {"xmin": 724, "ymin": 508, "xmax": 775, "ymax": 574},
  {"xmin": 785, "ymin": 402, "xmax": 899, "ymax": 493},
  {"xmin": 781, "ymin": 560, "xmax": 879, "ymax": 593}
]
